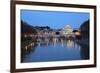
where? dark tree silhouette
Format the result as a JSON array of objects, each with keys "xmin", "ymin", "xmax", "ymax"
[
  {"xmin": 21, "ymin": 20, "xmax": 37, "ymax": 34},
  {"xmin": 80, "ymin": 20, "xmax": 89, "ymax": 39}
]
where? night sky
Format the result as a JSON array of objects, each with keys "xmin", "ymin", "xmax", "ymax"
[{"xmin": 21, "ymin": 10, "xmax": 90, "ymax": 29}]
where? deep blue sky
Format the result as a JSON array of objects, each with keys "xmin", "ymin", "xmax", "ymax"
[{"xmin": 21, "ymin": 10, "xmax": 90, "ymax": 29}]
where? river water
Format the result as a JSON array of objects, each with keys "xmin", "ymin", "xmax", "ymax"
[{"xmin": 21, "ymin": 37, "xmax": 89, "ymax": 63}]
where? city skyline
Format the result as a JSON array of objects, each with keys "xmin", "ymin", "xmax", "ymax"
[{"xmin": 21, "ymin": 10, "xmax": 90, "ymax": 29}]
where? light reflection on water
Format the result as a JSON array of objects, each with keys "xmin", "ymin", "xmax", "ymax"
[{"xmin": 21, "ymin": 37, "xmax": 89, "ymax": 63}]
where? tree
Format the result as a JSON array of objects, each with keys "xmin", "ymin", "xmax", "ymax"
[{"xmin": 80, "ymin": 20, "xmax": 89, "ymax": 38}]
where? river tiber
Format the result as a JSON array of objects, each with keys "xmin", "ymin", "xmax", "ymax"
[{"xmin": 21, "ymin": 10, "xmax": 89, "ymax": 63}]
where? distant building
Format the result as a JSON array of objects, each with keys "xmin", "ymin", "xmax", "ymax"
[
  {"xmin": 73, "ymin": 29, "xmax": 81, "ymax": 36},
  {"xmin": 61, "ymin": 25, "xmax": 73, "ymax": 35}
]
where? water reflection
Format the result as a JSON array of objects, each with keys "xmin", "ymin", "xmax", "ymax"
[{"xmin": 21, "ymin": 37, "xmax": 89, "ymax": 63}]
